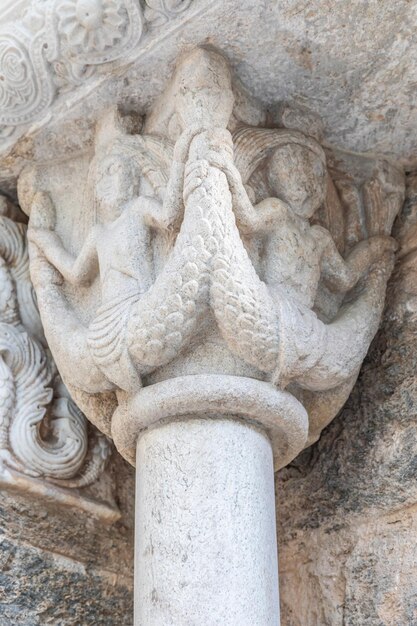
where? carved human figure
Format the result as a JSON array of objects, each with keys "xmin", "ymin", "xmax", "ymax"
[
  {"xmin": 205, "ymin": 137, "xmax": 396, "ymax": 309},
  {"xmin": 25, "ymin": 117, "xmax": 212, "ymax": 394},
  {"xmin": 187, "ymin": 128, "xmax": 398, "ymax": 391},
  {"xmin": 28, "ymin": 151, "xmax": 156, "ymax": 392}
]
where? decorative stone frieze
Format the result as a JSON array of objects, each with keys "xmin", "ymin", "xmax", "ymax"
[
  {"xmin": 0, "ymin": 194, "xmax": 118, "ymax": 521},
  {"xmin": 15, "ymin": 46, "xmax": 405, "ymax": 623},
  {"xmin": 0, "ymin": 0, "xmax": 194, "ymax": 142}
]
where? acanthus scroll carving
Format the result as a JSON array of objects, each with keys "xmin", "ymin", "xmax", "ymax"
[
  {"xmin": 20, "ymin": 48, "xmax": 405, "ymax": 469},
  {"xmin": 0, "ymin": 195, "xmax": 111, "ymax": 488}
]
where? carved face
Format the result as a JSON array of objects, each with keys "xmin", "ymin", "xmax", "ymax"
[
  {"xmin": 95, "ymin": 154, "xmax": 138, "ymax": 220},
  {"xmin": 266, "ymin": 143, "xmax": 326, "ymax": 218}
]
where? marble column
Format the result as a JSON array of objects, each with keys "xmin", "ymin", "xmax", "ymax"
[{"xmin": 135, "ymin": 418, "xmax": 279, "ymax": 625}]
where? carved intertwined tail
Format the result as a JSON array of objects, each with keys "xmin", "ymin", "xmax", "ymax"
[
  {"xmin": 127, "ymin": 147, "xmax": 282, "ymax": 376},
  {"xmin": 127, "ymin": 201, "xmax": 213, "ymax": 370}
]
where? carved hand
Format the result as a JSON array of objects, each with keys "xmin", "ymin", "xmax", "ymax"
[
  {"xmin": 173, "ymin": 125, "xmax": 207, "ymax": 163},
  {"xmin": 28, "ymin": 228, "xmax": 63, "ymax": 255},
  {"xmin": 183, "ymin": 159, "xmax": 210, "ymax": 202},
  {"xmin": 365, "ymin": 234, "xmax": 397, "ymax": 256},
  {"xmin": 204, "ymin": 152, "xmax": 241, "ymax": 188},
  {"xmin": 353, "ymin": 235, "xmax": 397, "ymax": 270}
]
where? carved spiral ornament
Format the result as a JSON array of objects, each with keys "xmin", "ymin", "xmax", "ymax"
[
  {"xmin": 0, "ymin": 30, "xmax": 53, "ymax": 126},
  {"xmin": 0, "ymin": 207, "xmax": 111, "ymax": 488}
]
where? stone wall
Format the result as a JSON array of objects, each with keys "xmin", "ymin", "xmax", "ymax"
[
  {"xmin": 0, "ymin": 453, "xmax": 134, "ymax": 625},
  {"xmin": 277, "ymin": 172, "xmax": 417, "ymax": 625}
]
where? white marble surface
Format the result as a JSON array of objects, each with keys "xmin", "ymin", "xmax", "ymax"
[{"xmin": 135, "ymin": 418, "xmax": 280, "ymax": 626}]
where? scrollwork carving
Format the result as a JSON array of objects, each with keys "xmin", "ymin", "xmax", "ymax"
[
  {"xmin": 144, "ymin": 0, "xmax": 193, "ymax": 26},
  {"xmin": 0, "ymin": 196, "xmax": 111, "ymax": 488},
  {"xmin": 0, "ymin": 25, "xmax": 54, "ymax": 127},
  {"xmin": 21, "ymin": 48, "xmax": 405, "ymax": 469},
  {"xmin": 0, "ymin": 0, "xmax": 193, "ymax": 135}
]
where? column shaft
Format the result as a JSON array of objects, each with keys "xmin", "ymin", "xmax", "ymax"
[{"xmin": 134, "ymin": 418, "xmax": 280, "ymax": 625}]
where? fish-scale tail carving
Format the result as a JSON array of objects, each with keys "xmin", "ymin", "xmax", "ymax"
[{"xmin": 128, "ymin": 205, "xmax": 213, "ymax": 370}]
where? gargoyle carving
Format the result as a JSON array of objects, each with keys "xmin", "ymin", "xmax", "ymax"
[
  {"xmin": 0, "ymin": 195, "xmax": 110, "ymax": 487},
  {"xmin": 19, "ymin": 48, "xmax": 405, "ymax": 468}
]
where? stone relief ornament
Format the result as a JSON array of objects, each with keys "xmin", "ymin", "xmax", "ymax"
[
  {"xmin": 19, "ymin": 48, "xmax": 405, "ymax": 470},
  {"xmin": 0, "ymin": 195, "xmax": 111, "ymax": 489},
  {"xmin": 0, "ymin": 24, "xmax": 54, "ymax": 128},
  {"xmin": 144, "ymin": 0, "xmax": 193, "ymax": 25},
  {"xmin": 0, "ymin": 0, "xmax": 194, "ymax": 138},
  {"xmin": 55, "ymin": 0, "xmax": 143, "ymax": 65}
]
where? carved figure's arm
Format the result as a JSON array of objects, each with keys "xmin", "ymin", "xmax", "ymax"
[
  {"xmin": 186, "ymin": 154, "xmax": 289, "ymax": 233},
  {"xmin": 28, "ymin": 227, "xmax": 99, "ymax": 286},
  {"xmin": 128, "ymin": 195, "xmax": 164, "ymax": 230},
  {"xmin": 160, "ymin": 125, "xmax": 207, "ymax": 231},
  {"xmin": 313, "ymin": 225, "xmax": 397, "ymax": 292}
]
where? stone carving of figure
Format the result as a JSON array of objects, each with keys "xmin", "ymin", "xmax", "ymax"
[
  {"xmin": 28, "ymin": 150, "xmax": 155, "ymax": 393},
  {"xmin": 196, "ymin": 133, "xmax": 396, "ymax": 310},
  {"xmin": 24, "ymin": 112, "xmax": 205, "ymax": 395},
  {"xmin": 20, "ymin": 47, "xmax": 404, "ymax": 467}
]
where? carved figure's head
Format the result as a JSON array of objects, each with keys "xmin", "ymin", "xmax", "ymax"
[
  {"xmin": 266, "ymin": 143, "xmax": 326, "ymax": 218},
  {"xmin": 94, "ymin": 152, "xmax": 140, "ymax": 221},
  {"xmin": 174, "ymin": 48, "xmax": 234, "ymax": 129}
]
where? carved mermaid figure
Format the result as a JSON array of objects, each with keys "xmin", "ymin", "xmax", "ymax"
[
  {"xmin": 27, "ymin": 133, "xmax": 196, "ymax": 393},
  {"xmin": 19, "ymin": 47, "xmax": 404, "ymax": 468},
  {"xmin": 28, "ymin": 150, "xmax": 156, "ymax": 392},
  {"xmin": 186, "ymin": 126, "xmax": 398, "ymax": 390},
  {"xmin": 203, "ymin": 131, "xmax": 396, "ymax": 310}
]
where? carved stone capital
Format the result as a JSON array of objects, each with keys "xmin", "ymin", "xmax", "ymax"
[{"xmin": 18, "ymin": 47, "xmax": 405, "ymax": 471}]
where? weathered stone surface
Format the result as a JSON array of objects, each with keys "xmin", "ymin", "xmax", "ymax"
[
  {"xmin": 0, "ymin": 2, "xmax": 415, "ymax": 620},
  {"xmin": 0, "ymin": 452, "xmax": 134, "ymax": 625},
  {"xmin": 1, "ymin": 0, "xmax": 417, "ymax": 187},
  {"xmin": 277, "ymin": 172, "xmax": 417, "ymax": 625},
  {"xmin": 10, "ymin": 45, "xmax": 406, "ymax": 624},
  {"xmin": 135, "ymin": 418, "xmax": 279, "ymax": 625},
  {"xmin": 21, "ymin": 48, "xmax": 401, "ymax": 474}
]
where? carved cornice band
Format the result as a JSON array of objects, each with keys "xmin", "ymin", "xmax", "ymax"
[{"xmin": 0, "ymin": 0, "xmax": 193, "ymax": 139}]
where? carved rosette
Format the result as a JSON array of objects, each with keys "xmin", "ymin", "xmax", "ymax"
[
  {"xmin": 20, "ymin": 48, "xmax": 405, "ymax": 470},
  {"xmin": 0, "ymin": 0, "xmax": 194, "ymax": 139}
]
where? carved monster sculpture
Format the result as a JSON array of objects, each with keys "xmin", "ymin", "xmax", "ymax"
[{"xmin": 19, "ymin": 48, "xmax": 405, "ymax": 469}]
